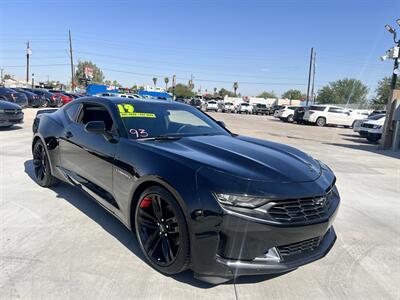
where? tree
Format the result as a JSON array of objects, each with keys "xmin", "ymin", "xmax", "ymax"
[
  {"xmin": 316, "ymin": 78, "xmax": 368, "ymax": 104},
  {"xmin": 372, "ymin": 76, "xmax": 400, "ymax": 108},
  {"xmin": 213, "ymin": 87, "xmax": 217, "ymax": 95},
  {"xmin": 164, "ymin": 77, "xmax": 169, "ymax": 91},
  {"xmin": 233, "ymin": 82, "xmax": 239, "ymax": 96},
  {"xmin": 152, "ymin": 77, "xmax": 158, "ymax": 89},
  {"xmin": 282, "ymin": 89, "xmax": 304, "ymax": 99},
  {"xmin": 257, "ymin": 91, "xmax": 277, "ymax": 98},
  {"xmin": 218, "ymin": 88, "xmax": 236, "ymax": 97},
  {"xmin": 167, "ymin": 83, "xmax": 194, "ymax": 98},
  {"xmin": 75, "ymin": 60, "xmax": 104, "ymax": 86}
]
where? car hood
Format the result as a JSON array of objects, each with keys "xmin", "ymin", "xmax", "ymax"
[
  {"xmin": 0, "ymin": 100, "xmax": 21, "ymax": 109},
  {"xmin": 140, "ymin": 135, "xmax": 321, "ymax": 183}
]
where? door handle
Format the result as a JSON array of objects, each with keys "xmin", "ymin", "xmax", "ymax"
[{"xmin": 65, "ymin": 131, "xmax": 73, "ymax": 139}]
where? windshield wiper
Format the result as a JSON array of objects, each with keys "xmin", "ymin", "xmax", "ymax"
[{"xmin": 138, "ymin": 135, "xmax": 182, "ymax": 141}]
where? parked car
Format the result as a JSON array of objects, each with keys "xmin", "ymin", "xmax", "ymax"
[
  {"xmin": 303, "ymin": 105, "xmax": 360, "ymax": 127},
  {"xmin": 236, "ymin": 102, "xmax": 252, "ymax": 114},
  {"xmin": 49, "ymin": 90, "xmax": 73, "ymax": 105},
  {"xmin": 269, "ymin": 104, "xmax": 284, "ymax": 115},
  {"xmin": 189, "ymin": 98, "xmax": 202, "ymax": 109},
  {"xmin": 278, "ymin": 106, "xmax": 297, "ymax": 122},
  {"xmin": 95, "ymin": 92, "xmax": 118, "ymax": 97},
  {"xmin": 0, "ymin": 87, "xmax": 28, "ymax": 108},
  {"xmin": 252, "ymin": 103, "xmax": 269, "ymax": 115},
  {"xmin": 293, "ymin": 106, "xmax": 309, "ymax": 124},
  {"xmin": 30, "ymin": 89, "xmax": 61, "ymax": 107},
  {"xmin": 359, "ymin": 117, "xmax": 386, "ymax": 143},
  {"xmin": 32, "ymin": 97, "xmax": 339, "ymax": 284},
  {"xmin": 274, "ymin": 105, "xmax": 286, "ymax": 118},
  {"xmin": 353, "ymin": 113, "xmax": 385, "ymax": 134},
  {"xmin": 0, "ymin": 100, "xmax": 24, "ymax": 128},
  {"xmin": 13, "ymin": 88, "xmax": 43, "ymax": 107},
  {"xmin": 205, "ymin": 100, "xmax": 218, "ymax": 112},
  {"xmin": 219, "ymin": 101, "xmax": 235, "ymax": 113}
]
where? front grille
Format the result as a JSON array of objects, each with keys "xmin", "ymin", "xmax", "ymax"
[
  {"xmin": 278, "ymin": 236, "xmax": 321, "ymax": 258},
  {"xmin": 362, "ymin": 123, "xmax": 374, "ymax": 129},
  {"xmin": 268, "ymin": 190, "xmax": 333, "ymax": 223},
  {"xmin": 3, "ymin": 109, "xmax": 21, "ymax": 115}
]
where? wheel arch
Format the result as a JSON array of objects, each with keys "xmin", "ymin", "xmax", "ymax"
[{"xmin": 128, "ymin": 177, "xmax": 192, "ymax": 234}]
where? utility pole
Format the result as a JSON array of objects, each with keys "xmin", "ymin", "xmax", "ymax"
[
  {"xmin": 69, "ymin": 30, "xmax": 75, "ymax": 91},
  {"xmin": 310, "ymin": 51, "xmax": 316, "ymax": 104},
  {"xmin": 306, "ymin": 47, "xmax": 314, "ymax": 106},
  {"xmin": 172, "ymin": 75, "xmax": 176, "ymax": 100},
  {"xmin": 26, "ymin": 41, "xmax": 31, "ymax": 84},
  {"xmin": 0, "ymin": 69, "xmax": 3, "ymax": 85}
]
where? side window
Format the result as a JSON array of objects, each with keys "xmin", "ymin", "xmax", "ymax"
[
  {"xmin": 328, "ymin": 107, "xmax": 343, "ymax": 113},
  {"xmin": 121, "ymin": 95, "xmax": 127, "ymax": 98},
  {"xmin": 65, "ymin": 103, "xmax": 81, "ymax": 122},
  {"xmin": 77, "ymin": 104, "xmax": 115, "ymax": 132}
]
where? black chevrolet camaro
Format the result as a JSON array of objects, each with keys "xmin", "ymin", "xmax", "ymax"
[{"xmin": 32, "ymin": 97, "xmax": 339, "ymax": 284}]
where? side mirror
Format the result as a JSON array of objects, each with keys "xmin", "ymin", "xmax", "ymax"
[
  {"xmin": 217, "ymin": 120, "xmax": 226, "ymax": 128},
  {"xmin": 84, "ymin": 121, "xmax": 106, "ymax": 134}
]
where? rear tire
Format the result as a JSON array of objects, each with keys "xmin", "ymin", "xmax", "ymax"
[
  {"xmin": 135, "ymin": 186, "xmax": 190, "ymax": 275},
  {"xmin": 316, "ymin": 117, "xmax": 326, "ymax": 127},
  {"xmin": 32, "ymin": 139, "xmax": 59, "ymax": 187}
]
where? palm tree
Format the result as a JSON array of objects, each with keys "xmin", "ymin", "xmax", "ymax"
[
  {"xmin": 164, "ymin": 77, "xmax": 169, "ymax": 91},
  {"xmin": 152, "ymin": 77, "xmax": 158, "ymax": 89},
  {"xmin": 213, "ymin": 87, "xmax": 217, "ymax": 95},
  {"xmin": 233, "ymin": 82, "xmax": 239, "ymax": 96}
]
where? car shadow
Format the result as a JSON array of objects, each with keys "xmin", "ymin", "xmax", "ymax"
[
  {"xmin": 323, "ymin": 142, "xmax": 400, "ymax": 159},
  {"xmin": 24, "ymin": 159, "xmax": 290, "ymax": 288},
  {"xmin": 0, "ymin": 125, "xmax": 23, "ymax": 131},
  {"xmin": 339, "ymin": 133, "xmax": 362, "ymax": 138}
]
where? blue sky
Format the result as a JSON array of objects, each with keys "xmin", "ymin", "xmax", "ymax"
[{"xmin": 0, "ymin": 0, "xmax": 399, "ymax": 97}]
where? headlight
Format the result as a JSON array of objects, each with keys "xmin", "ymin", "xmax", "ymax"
[
  {"xmin": 373, "ymin": 125, "xmax": 382, "ymax": 129},
  {"xmin": 0, "ymin": 109, "xmax": 4, "ymax": 113},
  {"xmin": 214, "ymin": 193, "xmax": 270, "ymax": 208}
]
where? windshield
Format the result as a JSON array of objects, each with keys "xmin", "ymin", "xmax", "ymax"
[
  {"xmin": 257, "ymin": 104, "xmax": 267, "ymax": 108},
  {"xmin": 368, "ymin": 114, "xmax": 385, "ymax": 120},
  {"xmin": 116, "ymin": 102, "xmax": 229, "ymax": 139}
]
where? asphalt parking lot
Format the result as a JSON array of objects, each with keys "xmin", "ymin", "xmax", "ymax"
[{"xmin": 1, "ymin": 109, "xmax": 399, "ymax": 300}]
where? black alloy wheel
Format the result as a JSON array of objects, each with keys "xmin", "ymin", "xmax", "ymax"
[
  {"xmin": 32, "ymin": 140, "xmax": 58, "ymax": 187},
  {"xmin": 135, "ymin": 186, "xmax": 190, "ymax": 274}
]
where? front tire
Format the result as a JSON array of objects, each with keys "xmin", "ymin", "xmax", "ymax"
[
  {"xmin": 135, "ymin": 186, "xmax": 190, "ymax": 275},
  {"xmin": 32, "ymin": 140, "xmax": 59, "ymax": 187},
  {"xmin": 287, "ymin": 114, "xmax": 294, "ymax": 123}
]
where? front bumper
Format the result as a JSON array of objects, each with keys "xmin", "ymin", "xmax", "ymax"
[
  {"xmin": 0, "ymin": 113, "xmax": 24, "ymax": 127},
  {"xmin": 191, "ymin": 166, "xmax": 339, "ymax": 283}
]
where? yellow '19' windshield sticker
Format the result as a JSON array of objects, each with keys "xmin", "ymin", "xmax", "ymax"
[{"xmin": 117, "ymin": 104, "xmax": 156, "ymax": 118}]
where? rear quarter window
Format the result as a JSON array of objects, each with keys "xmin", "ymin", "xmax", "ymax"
[{"xmin": 65, "ymin": 103, "xmax": 81, "ymax": 122}]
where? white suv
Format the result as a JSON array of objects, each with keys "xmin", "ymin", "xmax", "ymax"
[
  {"xmin": 303, "ymin": 105, "xmax": 360, "ymax": 127},
  {"xmin": 278, "ymin": 106, "xmax": 297, "ymax": 122},
  {"xmin": 353, "ymin": 113, "xmax": 385, "ymax": 134},
  {"xmin": 205, "ymin": 100, "xmax": 218, "ymax": 112},
  {"xmin": 236, "ymin": 102, "xmax": 253, "ymax": 114},
  {"xmin": 359, "ymin": 117, "xmax": 386, "ymax": 143}
]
